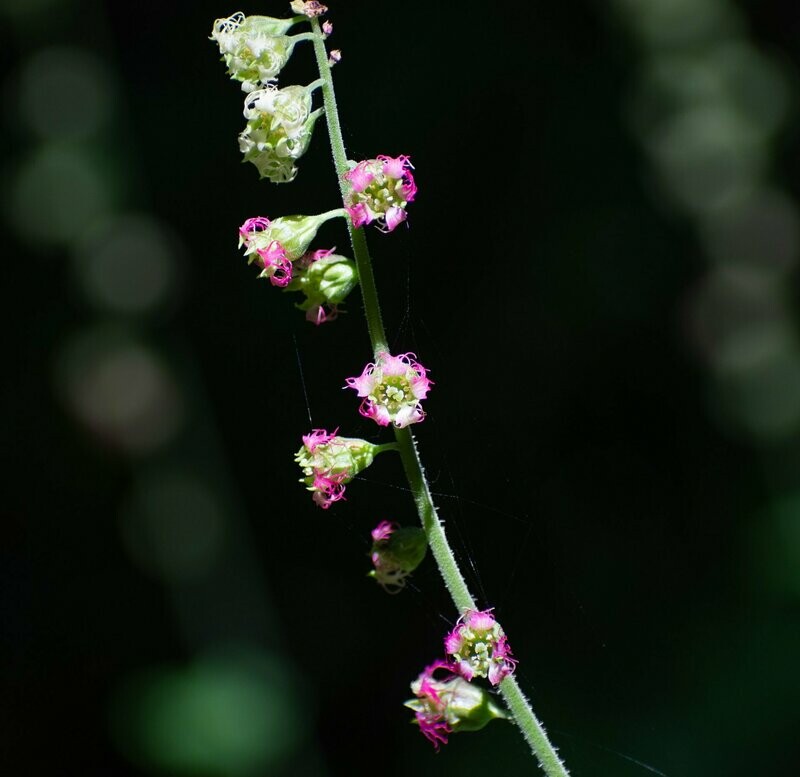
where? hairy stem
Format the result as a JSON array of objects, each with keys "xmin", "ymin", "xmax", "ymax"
[{"xmin": 309, "ymin": 18, "xmax": 569, "ymax": 776}]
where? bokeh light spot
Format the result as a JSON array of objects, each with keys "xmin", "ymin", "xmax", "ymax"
[
  {"xmin": 110, "ymin": 649, "xmax": 303, "ymax": 777},
  {"xmin": 701, "ymin": 188, "xmax": 799, "ymax": 278},
  {"xmin": 7, "ymin": 145, "xmax": 113, "ymax": 248},
  {"xmin": 74, "ymin": 213, "xmax": 181, "ymax": 315},
  {"xmin": 16, "ymin": 46, "xmax": 114, "ymax": 140},
  {"xmin": 120, "ymin": 470, "xmax": 227, "ymax": 583},
  {"xmin": 55, "ymin": 327, "xmax": 185, "ymax": 455}
]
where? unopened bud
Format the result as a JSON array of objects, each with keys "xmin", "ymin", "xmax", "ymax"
[{"xmin": 286, "ymin": 248, "xmax": 358, "ymax": 323}]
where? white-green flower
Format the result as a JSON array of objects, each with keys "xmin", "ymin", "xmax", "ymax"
[
  {"xmin": 238, "ymin": 85, "xmax": 322, "ymax": 182},
  {"xmin": 209, "ymin": 13, "xmax": 301, "ymax": 92}
]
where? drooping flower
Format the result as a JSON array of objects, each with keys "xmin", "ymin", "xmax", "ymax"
[
  {"xmin": 343, "ymin": 155, "xmax": 416, "ymax": 232},
  {"xmin": 237, "ymin": 212, "xmax": 339, "ymax": 286},
  {"xmin": 294, "ymin": 429, "xmax": 381, "ymax": 509},
  {"xmin": 344, "ymin": 351, "xmax": 432, "ymax": 428},
  {"xmin": 239, "ymin": 84, "xmax": 322, "ymax": 183},
  {"xmin": 285, "ymin": 247, "xmax": 358, "ymax": 325},
  {"xmin": 445, "ymin": 609, "xmax": 518, "ymax": 686},
  {"xmin": 368, "ymin": 520, "xmax": 427, "ymax": 593},
  {"xmin": 210, "ymin": 13, "xmax": 302, "ymax": 92},
  {"xmin": 404, "ymin": 661, "xmax": 507, "ymax": 750}
]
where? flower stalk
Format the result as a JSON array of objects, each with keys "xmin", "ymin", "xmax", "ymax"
[{"xmin": 308, "ymin": 16, "xmax": 570, "ymax": 776}]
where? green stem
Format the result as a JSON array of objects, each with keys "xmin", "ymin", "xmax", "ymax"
[
  {"xmin": 309, "ymin": 20, "xmax": 387, "ymax": 354},
  {"xmin": 309, "ymin": 18, "xmax": 569, "ymax": 777}
]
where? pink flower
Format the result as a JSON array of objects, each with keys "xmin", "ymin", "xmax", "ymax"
[
  {"xmin": 345, "ymin": 161, "xmax": 375, "ymax": 193},
  {"xmin": 295, "ymin": 431, "xmax": 381, "ymax": 509},
  {"xmin": 371, "ymin": 520, "xmax": 396, "ymax": 542},
  {"xmin": 408, "ymin": 661, "xmax": 456, "ymax": 750},
  {"xmin": 237, "ymin": 217, "xmax": 294, "ymax": 286},
  {"xmin": 311, "ymin": 471, "xmax": 347, "ymax": 509},
  {"xmin": 404, "ymin": 659, "xmax": 508, "ymax": 747},
  {"xmin": 445, "ymin": 608, "xmax": 518, "ymax": 686},
  {"xmin": 238, "ymin": 216, "xmax": 271, "ymax": 243},
  {"xmin": 257, "ymin": 240, "xmax": 293, "ymax": 286},
  {"xmin": 322, "ymin": 20, "xmax": 333, "ymax": 35},
  {"xmin": 344, "ymin": 351, "xmax": 432, "ymax": 428},
  {"xmin": 301, "ymin": 427, "xmax": 337, "ymax": 453},
  {"xmin": 343, "ymin": 155, "xmax": 416, "ymax": 232},
  {"xmin": 346, "ymin": 202, "xmax": 371, "ymax": 229}
]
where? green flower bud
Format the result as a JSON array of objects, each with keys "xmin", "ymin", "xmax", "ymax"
[{"xmin": 285, "ymin": 250, "xmax": 359, "ymax": 323}]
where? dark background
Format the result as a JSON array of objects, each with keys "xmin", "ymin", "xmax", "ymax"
[{"xmin": 3, "ymin": 1, "xmax": 800, "ymax": 775}]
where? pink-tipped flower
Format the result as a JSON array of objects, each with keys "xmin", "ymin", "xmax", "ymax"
[
  {"xmin": 295, "ymin": 430, "xmax": 383, "ymax": 509},
  {"xmin": 344, "ymin": 351, "xmax": 432, "ymax": 428},
  {"xmin": 445, "ymin": 608, "xmax": 518, "ymax": 686},
  {"xmin": 256, "ymin": 240, "xmax": 293, "ymax": 286},
  {"xmin": 238, "ymin": 212, "xmax": 334, "ymax": 265},
  {"xmin": 343, "ymin": 155, "xmax": 416, "ymax": 232},
  {"xmin": 322, "ymin": 20, "xmax": 333, "ymax": 35},
  {"xmin": 404, "ymin": 661, "xmax": 507, "ymax": 749},
  {"xmin": 238, "ymin": 216, "xmax": 272, "ymax": 243},
  {"xmin": 368, "ymin": 520, "xmax": 427, "ymax": 594},
  {"xmin": 371, "ymin": 520, "xmax": 396, "ymax": 543}
]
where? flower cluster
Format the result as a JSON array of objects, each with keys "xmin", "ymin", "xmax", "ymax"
[
  {"xmin": 344, "ymin": 155, "xmax": 417, "ymax": 231},
  {"xmin": 445, "ymin": 608, "xmax": 518, "ymax": 686},
  {"xmin": 368, "ymin": 520, "xmax": 427, "ymax": 593},
  {"xmin": 405, "ymin": 661, "xmax": 507, "ymax": 750},
  {"xmin": 294, "ymin": 428, "xmax": 380, "ymax": 508},
  {"xmin": 210, "ymin": 12, "xmax": 301, "ymax": 92},
  {"xmin": 405, "ymin": 608, "xmax": 517, "ymax": 748},
  {"xmin": 210, "ymin": 5, "xmax": 536, "ymax": 766},
  {"xmin": 239, "ymin": 84, "xmax": 321, "ymax": 182},
  {"xmin": 345, "ymin": 351, "xmax": 432, "ymax": 428}
]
